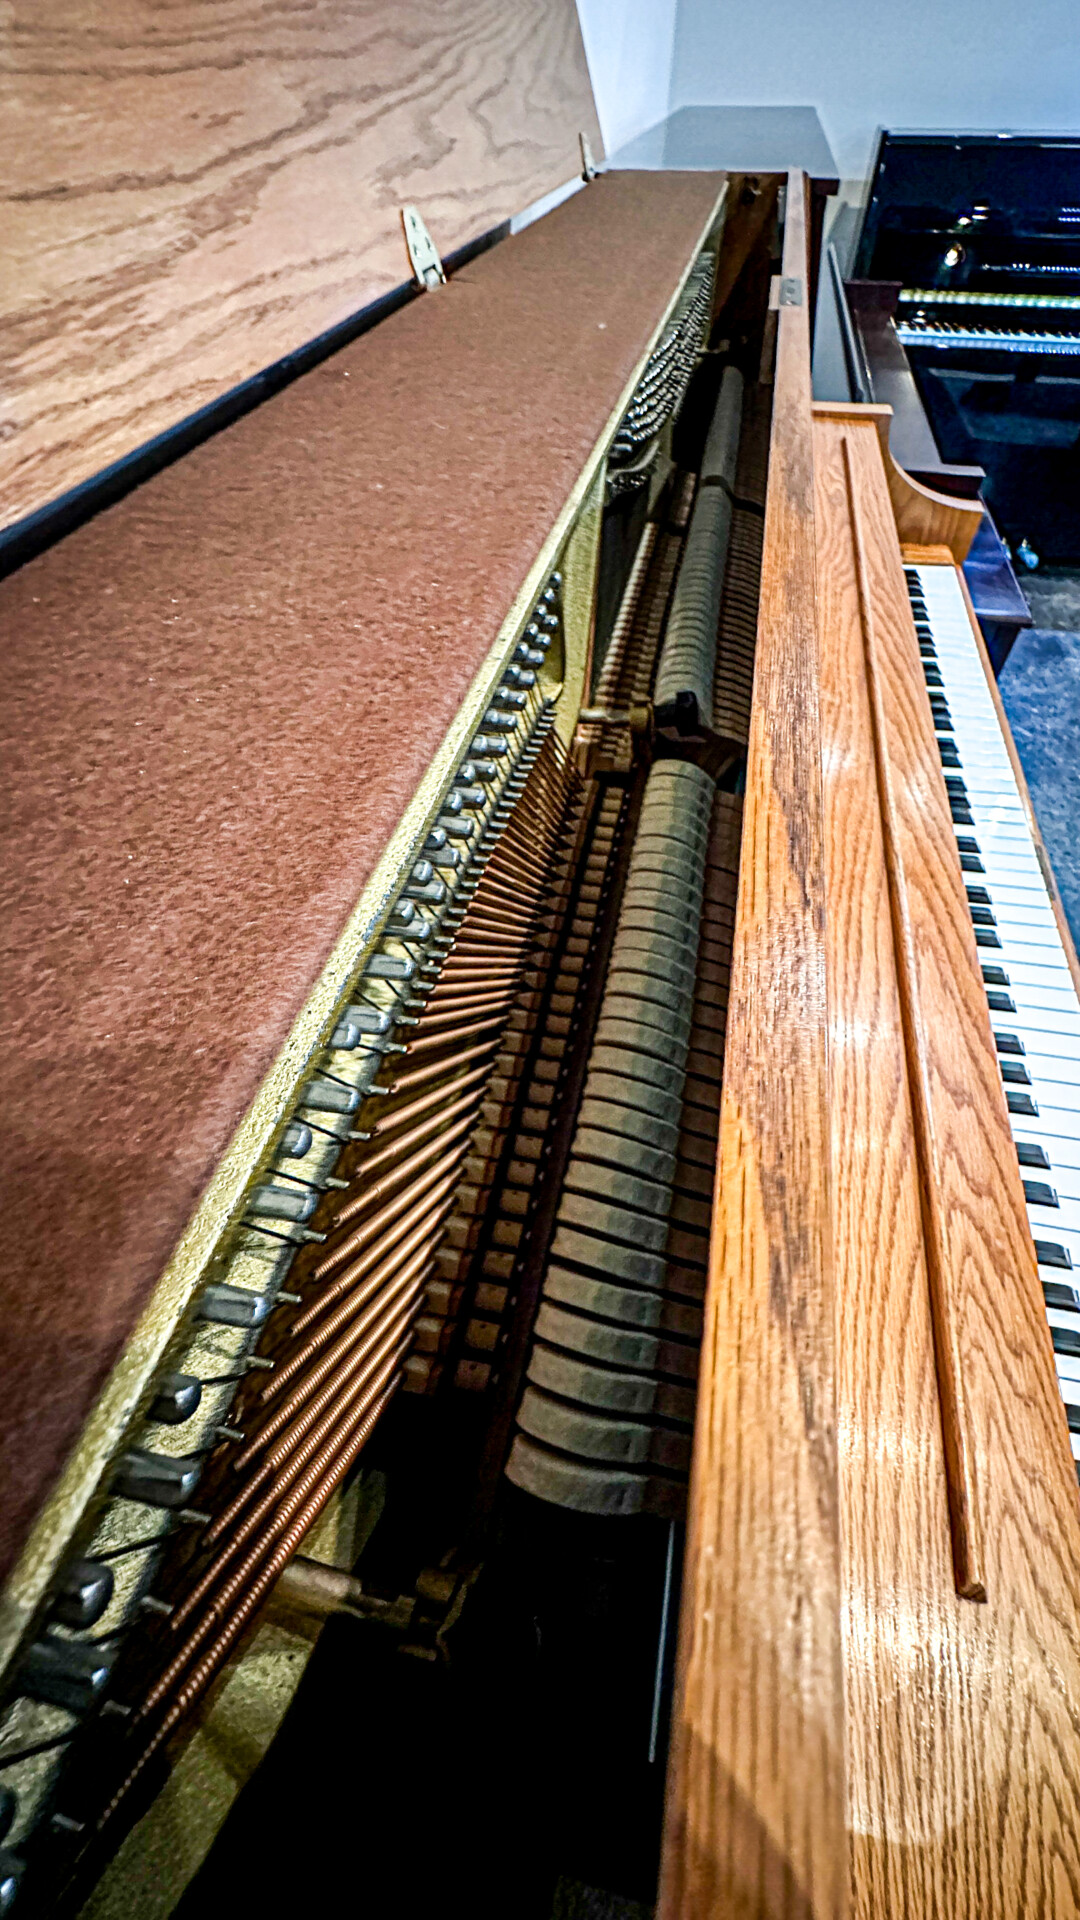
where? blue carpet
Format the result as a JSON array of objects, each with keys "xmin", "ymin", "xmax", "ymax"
[{"xmin": 998, "ymin": 582, "xmax": 1080, "ymax": 951}]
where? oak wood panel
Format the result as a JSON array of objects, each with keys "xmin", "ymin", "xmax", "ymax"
[
  {"xmin": 841, "ymin": 430, "xmax": 985, "ymax": 1598},
  {"xmin": 815, "ymin": 412, "xmax": 1080, "ymax": 1914},
  {"xmin": 0, "ymin": 0, "xmax": 601, "ymax": 529},
  {"xmin": 813, "ymin": 404, "xmax": 982, "ymax": 563},
  {"xmin": 660, "ymin": 175, "xmax": 847, "ymax": 1920}
]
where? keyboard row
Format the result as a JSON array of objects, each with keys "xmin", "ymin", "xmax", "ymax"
[{"xmin": 908, "ymin": 563, "xmax": 1080, "ymax": 1474}]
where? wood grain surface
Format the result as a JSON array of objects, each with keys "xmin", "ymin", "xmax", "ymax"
[
  {"xmin": 815, "ymin": 411, "xmax": 1080, "ymax": 1914},
  {"xmin": 813, "ymin": 405, "xmax": 982, "ymax": 564},
  {"xmin": 0, "ymin": 0, "xmax": 601, "ymax": 529},
  {"xmin": 660, "ymin": 175, "xmax": 847, "ymax": 1920}
]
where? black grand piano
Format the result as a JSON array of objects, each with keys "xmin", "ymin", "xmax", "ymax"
[{"xmin": 847, "ymin": 131, "xmax": 1080, "ymax": 569}]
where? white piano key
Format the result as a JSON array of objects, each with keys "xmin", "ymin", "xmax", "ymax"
[
  {"xmin": 990, "ymin": 961, "xmax": 1078, "ymax": 1001},
  {"xmin": 1006, "ymin": 1007, "xmax": 1080, "ymax": 1045},
  {"xmin": 991, "ymin": 917, "xmax": 1066, "ymax": 951},
  {"xmin": 1035, "ymin": 1161, "xmax": 1080, "ymax": 1203},
  {"xmin": 1028, "ymin": 1192, "xmax": 1080, "ymax": 1235},
  {"xmin": 1008, "ymin": 1023, "xmax": 1080, "ymax": 1061}
]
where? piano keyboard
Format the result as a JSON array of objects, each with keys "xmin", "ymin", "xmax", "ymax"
[
  {"xmin": 906, "ymin": 563, "xmax": 1080, "ymax": 1477},
  {"xmin": 899, "ymin": 287, "xmax": 1080, "ymax": 312},
  {"xmin": 896, "ymin": 319, "xmax": 1080, "ymax": 356}
]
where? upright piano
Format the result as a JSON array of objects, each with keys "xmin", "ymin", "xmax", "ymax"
[{"xmin": 2, "ymin": 160, "xmax": 1080, "ymax": 1920}]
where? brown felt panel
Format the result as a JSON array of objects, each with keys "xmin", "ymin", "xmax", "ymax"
[{"xmin": 0, "ymin": 170, "xmax": 722, "ymax": 1580}]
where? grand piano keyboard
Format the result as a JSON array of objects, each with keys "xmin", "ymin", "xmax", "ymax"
[
  {"xmin": 896, "ymin": 286, "xmax": 1080, "ymax": 357},
  {"xmin": 907, "ymin": 562, "xmax": 1080, "ymax": 1475}
]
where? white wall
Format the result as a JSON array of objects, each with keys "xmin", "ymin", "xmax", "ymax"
[
  {"xmin": 669, "ymin": 0, "xmax": 1080, "ymax": 183},
  {"xmin": 575, "ymin": 0, "xmax": 679, "ymax": 157}
]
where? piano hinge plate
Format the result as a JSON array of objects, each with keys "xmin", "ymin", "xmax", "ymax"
[
  {"xmin": 580, "ymin": 131, "xmax": 598, "ymax": 182},
  {"xmin": 402, "ymin": 205, "xmax": 447, "ymax": 291},
  {"xmin": 779, "ymin": 275, "xmax": 804, "ymax": 307}
]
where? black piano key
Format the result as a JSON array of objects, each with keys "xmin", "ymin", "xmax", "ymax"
[
  {"xmin": 1066, "ymin": 1402, "xmax": 1080, "ymax": 1435},
  {"xmin": 945, "ymin": 776, "xmax": 968, "ymax": 796},
  {"xmin": 1024, "ymin": 1179, "xmax": 1059, "ymax": 1208},
  {"xmin": 975, "ymin": 927, "xmax": 1003, "ymax": 947},
  {"xmin": 967, "ymin": 886, "xmax": 992, "ymax": 905},
  {"xmin": 961, "ymin": 854, "xmax": 985, "ymax": 873},
  {"xmin": 994, "ymin": 1032, "xmax": 1024, "ymax": 1054},
  {"xmin": 1007, "ymin": 1090, "xmax": 1038, "ymax": 1115},
  {"xmin": 1018, "ymin": 1142, "xmax": 1052, "ymax": 1169},
  {"xmin": 957, "ymin": 837, "xmax": 981, "ymax": 856},
  {"xmin": 1001, "ymin": 1060, "xmax": 1031, "ymax": 1084},
  {"xmin": 1053, "ymin": 1324, "xmax": 1080, "ymax": 1359},
  {"xmin": 982, "ymin": 965, "xmax": 1009, "ymax": 986},
  {"xmin": 1044, "ymin": 1280, "xmax": 1080, "ymax": 1311},
  {"xmin": 987, "ymin": 991, "xmax": 1016, "ymax": 1012},
  {"xmin": 934, "ymin": 716, "xmax": 955, "ymax": 733},
  {"xmin": 939, "ymin": 743, "xmax": 962, "ymax": 767},
  {"xmin": 924, "ymin": 668, "xmax": 944, "ymax": 687},
  {"xmin": 971, "ymin": 906, "xmax": 997, "ymax": 927},
  {"xmin": 1035, "ymin": 1239, "xmax": 1072, "ymax": 1269},
  {"xmin": 951, "ymin": 804, "xmax": 975, "ymax": 824}
]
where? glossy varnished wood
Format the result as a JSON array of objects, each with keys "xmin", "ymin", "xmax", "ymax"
[
  {"xmin": 815, "ymin": 410, "xmax": 1080, "ymax": 1914},
  {"xmin": 660, "ymin": 175, "xmax": 846, "ymax": 1920},
  {"xmin": 0, "ymin": 0, "xmax": 601, "ymax": 528},
  {"xmin": 813, "ymin": 404, "xmax": 982, "ymax": 564}
]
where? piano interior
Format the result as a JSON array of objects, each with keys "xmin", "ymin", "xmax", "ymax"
[{"xmin": 3, "ymin": 115, "xmax": 1080, "ymax": 1920}]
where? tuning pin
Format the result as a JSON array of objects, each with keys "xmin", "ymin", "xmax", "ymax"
[
  {"xmin": 481, "ymin": 710, "xmax": 518, "ymax": 733},
  {"xmin": 424, "ymin": 843, "xmax": 460, "ymax": 870},
  {"xmin": 197, "ymin": 1284, "xmax": 274, "ymax": 1330},
  {"xmin": 0, "ymin": 1849, "xmax": 21, "ymax": 1915},
  {"xmin": 340, "ymin": 1003, "xmax": 394, "ymax": 1035},
  {"xmin": 469, "ymin": 735, "xmax": 509, "ymax": 757},
  {"xmin": 280, "ymin": 1121, "xmax": 313, "ymax": 1158},
  {"xmin": 387, "ymin": 908, "xmax": 433, "ymax": 941},
  {"xmin": 113, "ymin": 1448, "xmax": 203, "ymax": 1509},
  {"xmin": 146, "ymin": 1373, "xmax": 204, "ymax": 1427},
  {"xmin": 329, "ymin": 1018, "xmax": 362, "ymax": 1050},
  {"xmin": 20, "ymin": 1636, "xmax": 115, "ymax": 1713},
  {"xmin": 248, "ymin": 1183, "xmax": 318, "ymax": 1223},
  {"xmin": 363, "ymin": 954, "xmax": 416, "ymax": 983},
  {"xmin": 49, "ymin": 1558, "xmax": 114, "ymax": 1631},
  {"xmin": 501, "ymin": 666, "xmax": 536, "ymax": 690},
  {"xmin": 491, "ymin": 686, "xmax": 528, "ymax": 710},
  {"xmin": 401, "ymin": 874, "xmax": 445, "ymax": 906}
]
